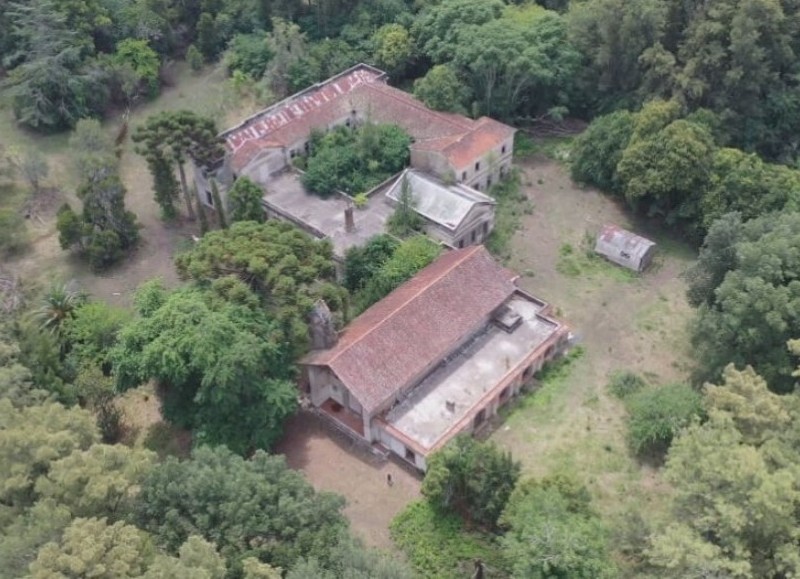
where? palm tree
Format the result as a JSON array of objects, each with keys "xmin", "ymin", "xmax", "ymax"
[{"xmin": 33, "ymin": 282, "xmax": 86, "ymax": 334}]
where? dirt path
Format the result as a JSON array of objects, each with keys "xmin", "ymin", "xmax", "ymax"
[{"xmin": 274, "ymin": 412, "xmax": 421, "ymax": 550}]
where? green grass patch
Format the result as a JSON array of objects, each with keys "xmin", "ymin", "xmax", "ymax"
[
  {"xmin": 503, "ymin": 346, "xmax": 585, "ymax": 424},
  {"xmin": 486, "ymin": 171, "xmax": 533, "ymax": 260},
  {"xmin": 390, "ymin": 500, "xmax": 507, "ymax": 579},
  {"xmin": 556, "ymin": 242, "xmax": 637, "ymax": 282}
]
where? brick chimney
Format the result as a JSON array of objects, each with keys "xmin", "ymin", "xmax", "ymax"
[{"xmin": 344, "ymin": 203, "xmax": 355, "ymax": 233}]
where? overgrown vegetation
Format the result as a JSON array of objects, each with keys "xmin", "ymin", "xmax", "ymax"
[
  {"xmin": 390, "ymin": 500, "xmax": 505, "ymax": 579},
  {"xmin": 395, "ymin": 434, "xmax": 615, "ymax": 578},
  {"xmin": 499, "ymin": 475, "xmax": 616, "ymax": 578},
  {"xmin": 386, "ymin": 175, "xmax": 424, "ymax": 238},
  {"xmin": 226, "ymin": 177, "xmax": 265, "ymax": 223},
  {"xmin": 556, "ymin": 236, "xmax": 636, "ymax": 282},
  {"xmin": 302, "ymin": 124, "xmax": 410, "ymax": 197},
  {"xmin": 422, "ymin": 435, "xmax": 521, "ymax": 529},
  {"xmin": 484, "ymin": 171, "xmax": 531, "ymax": 259},
  {"xmin": 348, "ymin": 235, "xmax": 441, "ymax": 315},
  {"xmin": 624, "ymin": 383, "xmax": 704, "ymax": 459},
  {"xmin": 5, "ymin": 0, "xmax": 800, "ymax": 574},
  {"xmin": 505, "ymin": 347, "xmax": 584, "ymax": 416},
  {"xmin": 571, "ymin": 100, "xmax": 800, "ymax": 237},
  {"xmin": 607, "ymin": 371, "xmax": 647, "ymax": 400}
]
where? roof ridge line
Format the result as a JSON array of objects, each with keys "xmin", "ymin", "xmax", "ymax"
[
  {"xmin": 326, "ymin": 246, "xmax": 483, "ymax": 365},
  {"xmin": 362, "ymin": 83, "xmax": 475, "ymax": 131}
]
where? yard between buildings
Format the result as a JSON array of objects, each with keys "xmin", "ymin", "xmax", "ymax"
[{"xmin": 490, "ymin": 152, "xmax": 696, "ymax": 527}]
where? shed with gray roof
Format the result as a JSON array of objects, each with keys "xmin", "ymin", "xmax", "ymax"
[{"xmin": 594, "ymin": 224, "xmax": 656, "ymax": 272}]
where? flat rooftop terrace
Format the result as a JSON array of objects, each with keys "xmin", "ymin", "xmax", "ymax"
[
  {"xmin": 385, "ymin": 294, "xmax": 561, "ymax": 450},
  {"xmin": 263, "ymin": 171, "xmax": 393, "ymax": 256}
]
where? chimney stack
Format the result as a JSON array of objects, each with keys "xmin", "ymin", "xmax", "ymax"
[
  {"xmin": 308, "ymin": 300, "xmax": 338, "ymax": 350},
  {"xmin": 344, "ymin": 203, "xmax": 355, "ymax": 233}
]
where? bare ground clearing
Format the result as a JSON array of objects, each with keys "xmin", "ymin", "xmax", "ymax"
[
  {"xmin": 491, "ymin": 155, "xmax": 696, "ymax": 521},
  {"xmin": 274, "ymin": 412, "xmax": 421, "ymax": 550}
]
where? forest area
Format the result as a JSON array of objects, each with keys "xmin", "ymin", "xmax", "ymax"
[{"xmin": 2, "ymin": 0, "xmax": 800, "ymax": 577}]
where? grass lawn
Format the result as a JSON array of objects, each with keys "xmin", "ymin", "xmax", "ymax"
[{"xmin": 487, "ymin": 153, "xmax": 696, "ymax": 565}]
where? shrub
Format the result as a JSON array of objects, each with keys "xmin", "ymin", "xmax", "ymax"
[
  {"xmin": 626, "ymin": 383, "xmax": 703, "ymax": 457},
  {"xmin": 570, "ymin": 110, "xmax": 635, "ymax": 194},
  {"xmin": 499, "ymin": 476, "xmax": 617, "ymax": 578},
  {"xmin": 186, "ymin": 44, "xmax": 204, "ymax": 72},
  {"xmin": 390, "ymin": 501, "xmax": 506, "ymax": 579},
  {"xmin": 607, "ymin": 371, "xmax": 647, "ymax": 399},
  {"xmin": 422, "ymin": 435, "xmax": 521, "ymax": 529}
]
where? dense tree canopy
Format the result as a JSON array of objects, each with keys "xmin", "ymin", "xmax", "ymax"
[
  {"xmin": 0, "ymin": 400, "xmax": 98, "ymax": 508},
  {"xmin": 422, "ymin": 435, "xmax": 521, "ymax": 529},
  {"xmin": 499, "ymin": 476, "xmax": 616, "ymax": 578},
  {"xmin": 570, "ymin": 110, "xmax": 635, "ymax": 194},
  {"xmin": 28, "ymin": 517, "xmax": 156, "ymax": 578},
  {"xmin": 647, "ymin": 364, "xmax": 800, "ymax": 577},
  {"xmin": 688, "ymin": 212, "xmax": 800, "ymax": 391},
  {"xmin": 412, "ymin": 64, "xmax": 468, "ymax": 113},
  {"xmin": 34, "ymin": 444, "xmax": 156, "ymax": 520},
  {"xmin": 133, "ymin": 446, "xmax": 348, "ymax": 574},
  {"xmin": 175, "ymin": 220, "xmax": 346, "ymax": 355},
  {"xmin": 111, "ymin": 279, "xmax": 297, "ymax": 453},
  {"xmin": 572, "ymin": 100, "xmax": 800, "ymax": 233}
]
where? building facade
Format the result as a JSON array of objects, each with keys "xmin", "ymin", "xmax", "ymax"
[
  {"xmin": 198, "ymin": 63, "xmax": 515, "ymax": 212},
  {"xmin": 301, "ymin": 246, "xmax": 569, "ymax": 471},
  {"xmin": 385, "ymin": 169, "xmax": 497, "ymax": 248}
]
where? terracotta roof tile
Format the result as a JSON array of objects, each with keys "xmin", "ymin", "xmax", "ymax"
[
  {"xmin": 305, "ymin": 246, "xmax": 518, "ymax": 414},
  {"xmin": 440, "ymin": 117, "xmax": 515, "ymax": 170},
  {"xmin": 223, "ymin": 64, "xmax": 515, "ymax": 176}
]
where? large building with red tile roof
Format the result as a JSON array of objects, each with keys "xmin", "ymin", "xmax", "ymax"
[
  {"xmin": 302, "ymin": 246, "xmax": 569, "ymax": 471},
  {"xmin": 193, "ymin": 64, "xmax": 516, "ymax": 264},
  {"xmin": 216, "ymin": 64, "xmax": 516, "ymax": 191}
]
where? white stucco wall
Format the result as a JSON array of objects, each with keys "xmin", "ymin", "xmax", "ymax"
[{"xmin": 378, "ymin": 428, "xmax": 427, "ymax": 470}]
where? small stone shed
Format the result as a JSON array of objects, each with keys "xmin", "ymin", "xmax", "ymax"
[{"xmin": 594, "ymin": 224, "xmax": 656, "ymax": 273}]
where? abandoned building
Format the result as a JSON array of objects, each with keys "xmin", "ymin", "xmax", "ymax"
[
  {"xmin": 594, "ymin": 224, "xmax": 656, "ymax": 273},
  {"xmin": 194, "ymin": 64, "xmax": 515, "ymax": 258},
  {"xmin": 385, "ymin": 169, "xmax": 497, "ymax": 248},
  {"xmin": 301, "ymin": 245, "xmax": 569, "ymax": 471}
]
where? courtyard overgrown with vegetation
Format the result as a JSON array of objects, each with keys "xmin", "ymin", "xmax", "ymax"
[{"xmin": 3, "ymin": 0, "xmax": 800, "ymax": 577}]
